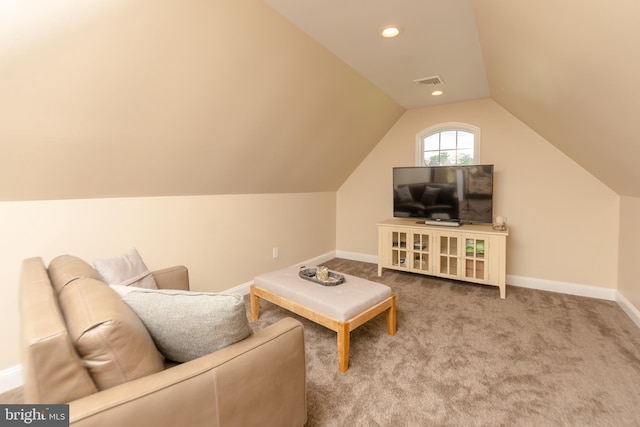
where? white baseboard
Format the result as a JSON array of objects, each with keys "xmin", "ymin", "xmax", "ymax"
[
  {"xmin": 506, "ymin": 274, "xmax": 618, "ymax": 301},
  {"xmin": 0, "ymin": 365, "xmax": 22, "ymax": 394},
  {"xmin": 335, "ymin": 250, "xmax": 377, "ymax": 264},
  {"xmin": 616, "ymin": 292, "xmax": 640, "ymax": 329},
  {"xmin": 298, "ymin": 251, "xmax": 338, "ymax": 268},
  {"xmin": 225, "ymin": 280, "xmax": 253, "ymax": 296},
  {"xmin": 506, "ymin": 275, "xmax": 640, "ymax": 327},
  {"xmin": 225, "ymin": 251, "xmax": 338, "ymax": 296}
]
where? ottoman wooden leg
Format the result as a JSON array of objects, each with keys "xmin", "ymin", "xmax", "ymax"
[
  {"xmin": 250, "ymin": 285, "xmax": 260, "ymax": 322},
  {"xmin": 387, "ymin": 295, "xmax": 397, "ymax": 336},
  {"xmin": 337, "ymin": 323, "xmax": 350, "ymax": 373}
]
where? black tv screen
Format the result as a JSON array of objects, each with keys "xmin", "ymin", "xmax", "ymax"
[{"xmin": 393, "ymin": 165, "xmax": 494, "ymax": 224}]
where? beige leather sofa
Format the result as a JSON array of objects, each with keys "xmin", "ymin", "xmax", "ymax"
[{"xmin": 20, "ymin": 255, "xmax": 307, "ymax": 427}]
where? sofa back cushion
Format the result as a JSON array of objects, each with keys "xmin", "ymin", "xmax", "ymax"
[
  {"xmin": 58, "ymin": 277, "xmax": 165, "ymax": 390},
  {"xmin": 48, "ymin": 255, "xmax": 102, "ymax": 293},
  {"xmin": 20, "ymin": 258, "xmax": 98, "ymax": 404}
]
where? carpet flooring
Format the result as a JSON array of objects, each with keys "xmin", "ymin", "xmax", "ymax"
[
  {"xmin": 248, "ymin": 258, "xmax": 640, "ymax": 427},
  {"xmin": 3, "ymin": 258, "xmax": 640, "ymax": 426}
]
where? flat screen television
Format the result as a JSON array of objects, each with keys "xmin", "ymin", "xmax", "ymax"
[{"xmin": 393, "ymin": 165, "xmax": 494, "ymax": 224}]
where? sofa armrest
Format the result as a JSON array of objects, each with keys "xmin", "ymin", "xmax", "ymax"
[
  {"xmin": 68, "ymin": 317, "xmax": 306, "ymax": 427},
  {"xmin": 151, "ymin": 266, "xmax": 189, "ymax": 291}
]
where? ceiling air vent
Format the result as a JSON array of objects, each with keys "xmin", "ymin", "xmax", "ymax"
[{"xmin": 413, "ymin": 75, "xmax": 444, "ymax": 87}]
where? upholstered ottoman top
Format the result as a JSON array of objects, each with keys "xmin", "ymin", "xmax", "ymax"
[{"xmin": 254, "ymin": 265, "xmax": 392, "ymax": 322}]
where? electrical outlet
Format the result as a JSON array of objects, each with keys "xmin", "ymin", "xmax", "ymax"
[{"xmin": 272, "ymin": 247, "xmax": 279, "ymax": 259}]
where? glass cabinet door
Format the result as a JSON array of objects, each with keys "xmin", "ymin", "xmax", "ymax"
[
  {"xmin": 391, "ymin": 231, "xmax": 408, "ymax": 269},
  {"xmin": 412, "ymin": 232, "xmax": 430, "ymax": 272},
  {"xmin": 464, "ymin": 237, "xmax": 487, "ymax": 281},
  {"xmin": 438, "ymin": 235, "xmax": 458, "ymax": 276}
]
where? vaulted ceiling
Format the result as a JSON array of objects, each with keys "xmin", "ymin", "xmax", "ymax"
[
  {"xmin": 475, "ymin": 0, "xmax": 640, "ymax": 197},
  {"xmin": 1, "ymin": 0, "xmax": 639, "ymax": 200},
  {"xmin": 265, "ymin": 0, "xmax": 640, "ymax": 197}
]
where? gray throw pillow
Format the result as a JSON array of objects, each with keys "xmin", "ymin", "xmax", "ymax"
[{"xmin": 111, "ymin": 286, "xmax": 252, "ymax": 362}]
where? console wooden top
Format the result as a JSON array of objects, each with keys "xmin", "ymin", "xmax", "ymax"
[{"xmin": 377, "ymin": 218, "xmax": 509, "ymax": 237}]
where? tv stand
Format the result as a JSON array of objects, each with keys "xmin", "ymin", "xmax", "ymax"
[{"xmin": 377, "ymin": 218, "xmax": 509, "ymax": 298}]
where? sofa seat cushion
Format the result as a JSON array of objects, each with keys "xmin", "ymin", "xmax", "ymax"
[
  {"xmin": 58, "ymin": 277, "xmax": 165, "ymax": 390},
  {"xmin": 112, "ymin": 287, "xmax": 252, "ymax": 363}
]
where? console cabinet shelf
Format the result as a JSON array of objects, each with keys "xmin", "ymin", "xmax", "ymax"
[{"xmin": 377, "ymin": 218, "xmax": 509, "ymax": 298}]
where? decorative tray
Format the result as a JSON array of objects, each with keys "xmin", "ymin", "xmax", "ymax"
[{"xmin": 299, "ymin": 267, "xmax": 345, "ymax": 286}]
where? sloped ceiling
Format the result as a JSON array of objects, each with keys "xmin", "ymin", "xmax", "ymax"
[
  {"xmin": 263, "ymin": 0, "xmax": 640, "ymax": 197},
  {"xmin": 0, "ymin": 0, "xmax": 404, "ymax": 200},
  {"xmin": 473, "ymin": 0, "xmax": 640, "ymax": 196},
  {"xmin": 2, "ymin": 0, "xmax": 639, "ymax": 200}
]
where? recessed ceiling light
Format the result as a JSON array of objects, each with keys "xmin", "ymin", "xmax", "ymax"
[
  {"xmin": 431, "ymin": 90, "xmax": 444, "ymax": 96},
  {"xmin": 381, "ymin": 25, "xmax": 402, "ymax": 38}
]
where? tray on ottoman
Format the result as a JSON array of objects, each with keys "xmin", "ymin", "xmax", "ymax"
[{"xmin": 299, "ymin": 267, "xmax": 345, "ymax": 286}]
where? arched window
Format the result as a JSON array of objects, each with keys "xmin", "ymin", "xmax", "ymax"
[{"xmin": 417, "ymin": 123, "xmax": 481, "ymax": 166}]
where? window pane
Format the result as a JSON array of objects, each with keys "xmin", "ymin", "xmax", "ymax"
[
  {"xmin": 423, "ymin": 134, "xmax": 440, "ymax": 151},
  {"xmin": 457, "ymin": 149, "xmax": 474, "ymax": 164},
  {"xmin": 458, "ymin": 131, "xmax": 474, "ymax": 149},
  {"xmin": 440, "ymin": 150, "xmax": 456, "ymax": 165},
  {"xmin": 440, "ymin": 131, "xmax": 457, "ymax": 150},
  {"xmin": 424, "ymin": 151, "xmax": 441, "ymax": 166}
]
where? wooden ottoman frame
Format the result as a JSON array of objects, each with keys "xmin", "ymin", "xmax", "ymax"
[{"xmin": 250, "ymin": 284, "xmax": 396, "ymax": 373}]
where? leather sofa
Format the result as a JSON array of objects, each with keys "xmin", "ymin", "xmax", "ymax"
[{"xmin": 19, "ymin": 255, "xmax": 307, "ymax": 427}]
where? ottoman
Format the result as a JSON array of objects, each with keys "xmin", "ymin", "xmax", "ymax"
[{"xmin": 251, "ymin": 265, "xmax": 396, "ymax": 372}]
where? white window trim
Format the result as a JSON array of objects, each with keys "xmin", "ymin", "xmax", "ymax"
[{"xmin": 415, "ymin": 122, "xmax": 482, "ymax": 166}]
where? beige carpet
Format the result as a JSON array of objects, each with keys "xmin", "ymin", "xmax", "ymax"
[
  {"xmin": 248, "ymin": 258, "xmax": 640, "ymax": 427},
  {"xmin": 3, "ymin": 258, "xmax": 640, "ymax": 426}
]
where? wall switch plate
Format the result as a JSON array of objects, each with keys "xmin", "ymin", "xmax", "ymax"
[{"xmin": 272, "ymin": 247, "xmax": 279, "ymax": 259}]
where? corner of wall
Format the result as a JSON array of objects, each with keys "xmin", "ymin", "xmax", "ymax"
[{"xmin": 616, "ymin": 291, "xmax": 640, "ymax": 329}]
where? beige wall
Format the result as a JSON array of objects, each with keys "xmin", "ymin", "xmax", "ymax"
[
  {"xmin": 337, "ymin": 98, "xmax": 619, "ymax": 288},
  {"xmin": 618, "ymin": 197, "xmax": 640, "ymax": 309},
  {"xmin": 0, "ymin": 192, "xmax": 335, "ymax": 370}
]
